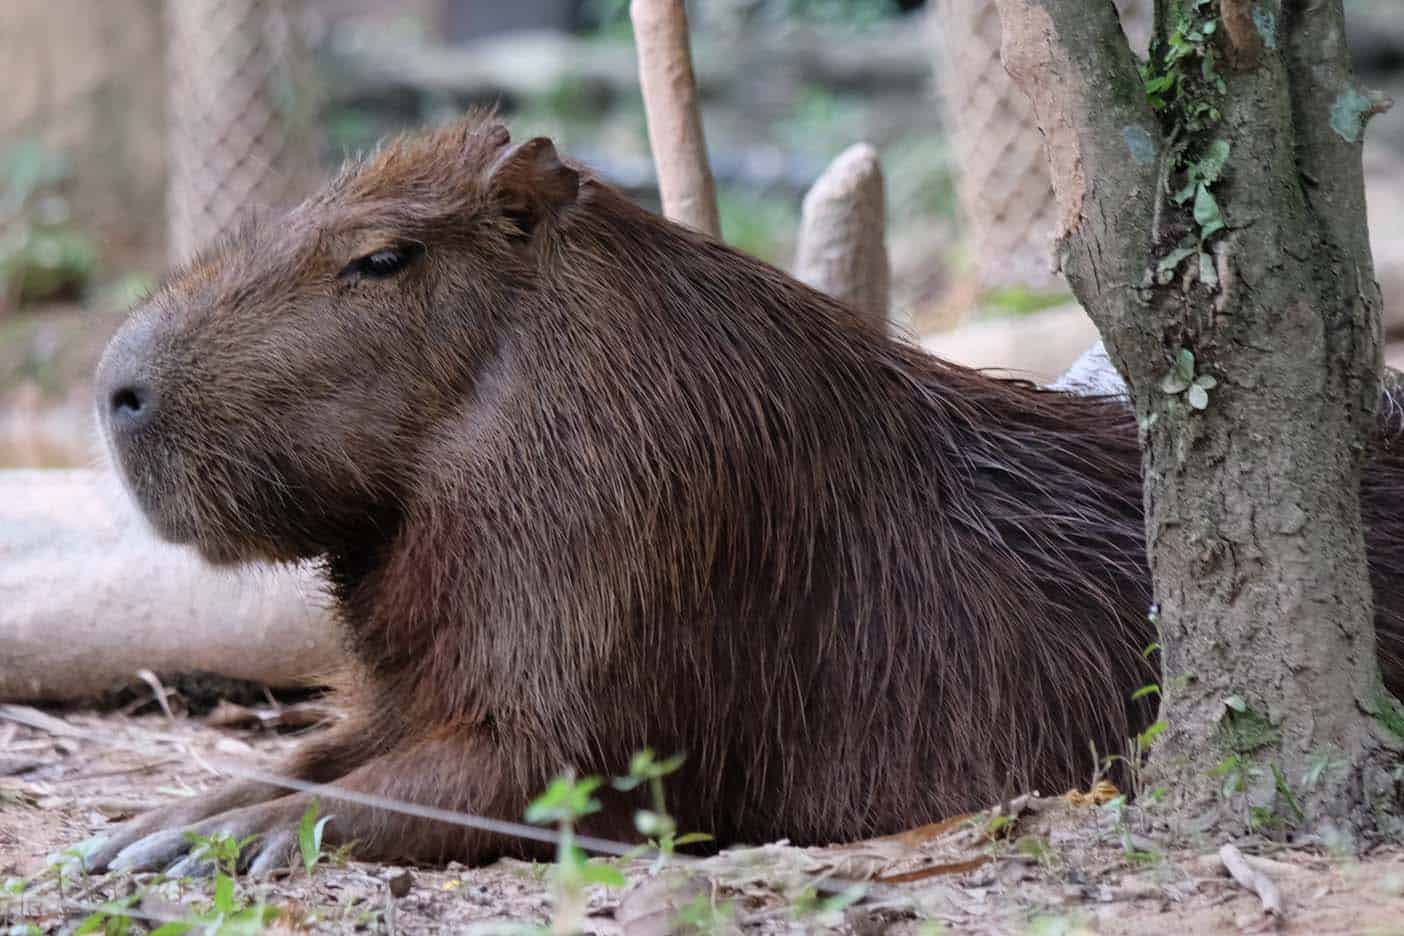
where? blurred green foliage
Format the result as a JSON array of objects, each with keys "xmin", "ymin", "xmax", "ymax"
[
  {"xmin": 776, "ymin": 86, "xmax": 870, "ymax": 162},
  {"xmin": 584, "ymin": 0, "xmax": 901, "ymax": 38},
  {"xmin": 883, "ymin": 134, "xmax": 959, "ymax": 225},
  {"xmin": 0, "ymin": 141, "xmax": 98, "ymax": 311},
  {"xmin": 718, "ymin": 186, "xmax": 800, "ymax": 264},
  {"xmin": 777, "ymin": 0, "xmax": 898, "ymax": 29},
  {"xmin": 979, "ymin": 286, "xmax": 1073, "ymax": 318}
]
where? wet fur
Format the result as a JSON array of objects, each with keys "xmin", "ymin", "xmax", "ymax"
[{"xmin": 97, "ymin": 115, "xmax": 1404, "ymax": 862}]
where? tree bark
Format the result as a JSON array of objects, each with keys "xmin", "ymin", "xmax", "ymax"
[
  {"xmin": 993, "ymin": 0, "xmax": 1399, "ymax": 837},
  {"xmin": 793, "ymin": 142, "xmax": 890, "ymax": 329},
  {"xmin": 629, "ymin": 0, "xmax": 721, "ymax": 238}
]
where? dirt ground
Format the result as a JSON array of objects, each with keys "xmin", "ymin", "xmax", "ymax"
[{"xmin": 1, "ymin": 701, "xmax": 1402, "ymax": 935}]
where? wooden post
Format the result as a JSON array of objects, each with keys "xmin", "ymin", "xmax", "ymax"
[
  {"xmin": 794, "ymin": 143, "xmax": 890, "ymax": 328},
  {"xmin": 630, "ymin": 0, "xmax": 721, "ymax": 238}
]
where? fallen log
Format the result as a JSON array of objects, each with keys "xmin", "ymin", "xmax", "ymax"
[{"xmin": 0, "ymin": 469, "xmax": 341, "ymax": 701}]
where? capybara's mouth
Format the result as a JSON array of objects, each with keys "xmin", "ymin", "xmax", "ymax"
[
  {"xmin": 108, "ymin": 453, "xmax": 198, "ymax": 548},
  {"xmin": 97, "ymin": 415, "xmax": 207, "ymax": 553}
]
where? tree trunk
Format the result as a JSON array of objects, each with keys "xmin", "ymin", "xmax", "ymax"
[{"xmin": 993, "ymin": 0, "xmax": 1400, "ymax": 838}]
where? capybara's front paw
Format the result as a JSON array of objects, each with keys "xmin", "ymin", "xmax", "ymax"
[
  {"xmin": 67, "ymin": 781, "xmax": 296, "ymax": 876},
  {"xmin": 69, "ymin": 800, "xmax": 226, "ymax": 876},
  {"xmin": 104, "ymin": 794, "xmax": 313, "ymax": 878}
]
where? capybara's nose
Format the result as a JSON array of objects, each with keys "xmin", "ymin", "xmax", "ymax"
[
  {"xmin": 107, "ymin": 382, "xmax": 157, "ymax": 433},
  {"xmin": 96, "ymin": 315, "xmax": 161, "ymax": 440}
]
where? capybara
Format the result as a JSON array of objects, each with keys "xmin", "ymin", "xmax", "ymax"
[{"xmin": 85, "ymin": 114, "xmax": 1404, "ymax": 873}]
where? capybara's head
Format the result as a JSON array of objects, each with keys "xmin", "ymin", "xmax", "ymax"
[{"xmin": 96, "ymin": 117, "xmax": 579, "ymax": 563}]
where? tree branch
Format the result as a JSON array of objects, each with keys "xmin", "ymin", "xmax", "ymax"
[
  {"xmin": 793, "ymin": 143, "xmax": 890, "ymax": 328},
  {"xmin": 992, "ymin": 0, "xmax": 1163, "ymax": 383},
  {"xmin": 630, "ymin": 0, "xmax": 722, "ymax": 238}
]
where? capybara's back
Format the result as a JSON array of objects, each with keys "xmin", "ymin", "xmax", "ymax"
[{"xmin": 83, "ymin": 115, "xmax": 1404, "ymax": 872}]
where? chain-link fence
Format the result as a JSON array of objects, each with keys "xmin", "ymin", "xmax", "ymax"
[
  {"xmin": 165, "ymin": 0, "xmax": 320, "ymax": 265},
  {"xmin": 934, "ymin": 0, "xmax": 1152, "ymax": 295}
]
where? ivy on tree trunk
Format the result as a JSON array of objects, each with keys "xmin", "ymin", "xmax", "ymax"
[{"xmin": 991, "ymin": 0, "xmax": 1400, "ymax": 839}]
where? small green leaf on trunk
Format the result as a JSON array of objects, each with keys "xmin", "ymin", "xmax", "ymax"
[
  {"xmin": 1161, "ymin": 348, "xmax": 1196, "ymax": 394},
  {"xmin": 1193, "ymin": 184, "xmax": 1223, "ymax": 229},
  {"xmin": 1174, "ymin": 348, "xmax": 1195, "ymax": 382},
  {"xmin": 1157, "ymin": 246, "xmax": 1198, "ymax": 283},
  {"xmin": 1161, "ymin": 373, "xmax": 1190, "ymax": 395},
  {"xmin": 1187, "ymin": 382, "xmax": 1210, "ymax": 409},
  {"xmin": 1225, "ymin": 694, "xmax": 1247, "ymax": 713},
  {"xmin": 1198, "ymin": 140, "xmax": 1231, "ymax": 185}
]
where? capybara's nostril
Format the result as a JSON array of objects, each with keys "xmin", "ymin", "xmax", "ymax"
[{"xmin": 109, "ymin": 384, "xmax": 155, "ymax": 432}]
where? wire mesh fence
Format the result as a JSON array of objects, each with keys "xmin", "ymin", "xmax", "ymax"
[
  {"xmin": 164, "ymin": 0, "xmax": 321, "ymax": 265},
  {"xmin": 935, "ymin": 0, "xmax": 1152, "ymax": 295}
]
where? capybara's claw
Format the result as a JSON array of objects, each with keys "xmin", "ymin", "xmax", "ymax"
[
  {"xmin": 108, "ymin": 797, "xmax": 307, "ymax": 878},
  {"xmin": 246, "ymin": 829, "xmax": 298, "ymax": 878},
  {"xmin": 49, "ymin": 834, "xmax": 109, "ymax": 876},
  {"xmin": 108, "ymin": 827, "xmax": 195, "ymax": 874},
  {"xmin": 164, "ymin": 850, "xmax": 218, "ymax": 880}
]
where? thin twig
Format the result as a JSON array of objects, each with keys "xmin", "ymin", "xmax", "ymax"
[
  {"xmin": 134, "ymin": 670, "xmax": 179, "ymax": 722},
  {"xmin": 1218, "ymin": 843, "xmax": 1283, "ymax": 916}
]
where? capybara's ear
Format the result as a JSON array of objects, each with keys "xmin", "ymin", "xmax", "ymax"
[{"xmin": 486, "ymin": 137, "xmax": 579, "ymax": 240}]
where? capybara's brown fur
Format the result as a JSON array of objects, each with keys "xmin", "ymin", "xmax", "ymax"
[{"xmin": 89, "ymin": 114, "xmax": 1404, "ymax": 871}]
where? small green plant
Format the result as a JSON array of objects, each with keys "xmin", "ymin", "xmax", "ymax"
[
  {"xmin": 1220, "ymin": 695, "xmax": 1281, "ymax": 753},
  {"xmin": 184, "ymin": 829, "xmax": 256, "ymax": 880},
  {"xmin": 612, "ymin": 749, "xmax": 713, "ymax": 862},
  {"xmin": 298, "ymin": 798, "xmax": 335, "ymax": 876},
  {"xmin": 1100, "ymin": 794, "xmax": 1159, "ymax": 865},
  {"xmin": 1142, "ymin": 1, "xmax": 1233, "ymax": 289},
  {"xmin": 1141, "ymin": 0, "xmax": 1226, "ymax": 123},
  {"xmin": 148, "ymin": 875, "xmax": 279, "ymax": 935},
  {"xmin": 673, "ymin": 893, "xmax": 736, "ymax": 934},
  {"xmin": 789, "ymin": 882, "xmax": 867, "ymax": 927},
  {"xmin": 983, "ymin": 812, "xmax": 1016, "ymax": 840},
  {"xmin": 73, "ymin": 894, "xmax": 143, "ymax": 936},
  {"xmin": 1, "ymin": 875, "xmax": 37, "ymax": 932},
  {"xmin": 1209, "ymin": 696, "xmax": 1307, "ymax": 833},
  {"xmin": 1015, "ymin": 834, "xmax": 1062, "ymax": 873},
  {"xmin": 69, "ymin": 857, "xmax": 279, "ymax": 936},
  {"xmin": 526, "ymin": 771, "xmax": 627, "ymax": 934},
  {"xmin": 1160, "ymin": 348, "xmax": 1218, "ymax": 410},
  {"xmin": 0, "ymin": 140, "xmax": 98, "ymax": 310},
  {"xmin": 1372, "ymin": 687, "xmax": 1404, "ymax": 742}
]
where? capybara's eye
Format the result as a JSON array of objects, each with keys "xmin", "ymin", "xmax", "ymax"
[{"xmin": 340, "ymin": 244, "xmax": 424, "ymax": 281}]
